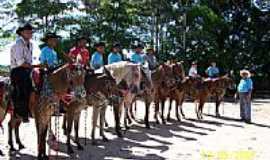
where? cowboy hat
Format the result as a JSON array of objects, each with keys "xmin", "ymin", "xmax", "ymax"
[
  {"xmin": 134, "ymin": 43, "xmax": 144, "ymax": 49},
  {"xmin": 146, "ymin": 46, "xmax": 154, "ymax": 51},
  {"xmin": 16, "ymin": 23, "xmax": 33, "ymax": 35},
  {"xmin": 112, "ymin": 43, "xmax": 121, "ymax": 48},
  {"xmin": 41, "ymin": 32, "xmax": 61, "ymax": 42},
  {"xmin": 76, "ymin": 36, "xmax": 88, "ymax": 42},
  {"xmin": 240, "ymin": 69, "xmax": 251, "ymax": 77}
]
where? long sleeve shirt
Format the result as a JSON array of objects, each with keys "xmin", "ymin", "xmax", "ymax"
[
  {"xmin": 39, "ymin": 46, "xmax": 58, "ymax": 68},
  {"xmin": 10, "ymin": 37, "xmax": 33, "ymax": 69},
  {"xmin": 188, "ymin": 67, "xmax": 198, "ymax": 77},
  {"xmin": 108, "ymin": 52, "xmax": 122, "ymax": 64},
  {"xmin": 131, "ymin": 52, "xmax": 144, "ymax": 64},
  {"xmin": 90, "ymin": 51, "xmax": 104, "ymax": 70},
  {"xmin": 238, "ymin": 78, "xmax": 253, "ymax": 93},
  {"xmin": 206, "ymin": 66, "xmax": 220, "ymax": 77}
]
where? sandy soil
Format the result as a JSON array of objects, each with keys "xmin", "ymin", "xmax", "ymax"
[{"xmin": 0, "ymin": 98, "xmax": 270, "ymax": 160}]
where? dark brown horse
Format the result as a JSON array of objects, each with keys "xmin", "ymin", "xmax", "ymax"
[
  {"xmin": 153, "ymin": 62, "xmax": 185, "ymax": 124},
  {"xmin": 174, "ymin": 75, "xmax": 235, "ymax": 120}
]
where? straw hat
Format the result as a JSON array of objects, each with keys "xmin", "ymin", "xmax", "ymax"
[{"xmin": 240, "ymin": 69, "xmax": 251, "ymax": 77}]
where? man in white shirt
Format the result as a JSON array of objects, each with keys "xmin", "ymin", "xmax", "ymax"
[
  {"xmin": 10, "ymin": 23, "xmax": 34, "ymax": 122},
  {"xmin": 188, "ymin": 61, "xmax": 199, "ymax": 78}
]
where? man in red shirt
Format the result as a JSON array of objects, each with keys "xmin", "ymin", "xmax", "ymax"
[{"xmin": 68, "ymin": 36, "xmax": 90, "ymax": 67}]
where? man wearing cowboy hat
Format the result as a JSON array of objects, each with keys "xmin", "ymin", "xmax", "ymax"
[
  {"xmin": 131, "ymin": 43, "xmax": 145, "ymax": 64},
  {"xmin": 10, "ymin": 23, "xmax": 34, "ymax": 122},
  {"xmin": 90, "ymin": 42, "xmax": 105, "ymax": 70},
  {"xmin": 144, "ymin": 46, "xmax": 158, "ymax": 70},
  {"xmin": 237, "ymin": 69, "xmax": 253, "ymax": 123},
  {"xmin": 39, "ymin": 32, "xmax": 61, "ymax": 69},
  {"xmin": 68, "ymin": 36, "xmax": 90, "ymax": 67},
  {"xmin": 108, "ymin": 43, "xmax": 122, "ymax": 64}
]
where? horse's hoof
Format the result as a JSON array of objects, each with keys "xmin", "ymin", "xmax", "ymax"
[
  {"xmin": 0, "ymin": 150, "xmax": 4, "ymax": 156},
  {"xmin": 156, "ymin": 120, "xmax": 160, "ymax": 125},
  {"xmin": 116, "ymin": 131, "xmax": 123, "ymax": 138},
  {"xmin": 216, "ymin": 113, "xmax": 221, "ymax": 117},
  {"xmin": 77, "ymin": 145, "xmax": 84, "ymax": 151},
  {"xmin": 18, "ymin": 144, "xmax": 25, "ymax": 150},
  {"xmin": 162, "ymin": 119, "xmax": 166, "ymax": 125},
  {"xmin": 9, "ymin": 147, "xmax": 16, "ymax": 153},
  {"xmin": 67, "ymin": 146, "xmax": 74, "ymax": 154},
  {"xmin": 102, "ymin": 137, "xmax": 109, "ymax": 142},
  {"xmin": 92, "ymin": 140, "xmax": 98, "ymax": 146},
  {"xmin": 104, "ymin": 122, "xmax": 109, "ymax": 128},
  {"xmin": 167, "ymin": 117, "xmax": 171, "ymax": 122}
]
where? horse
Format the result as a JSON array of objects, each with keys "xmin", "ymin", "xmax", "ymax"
[
  {"xmin": 83, "ymin": 67, "xmax": 125, "ymax": 145},
  {"xmin": 0, "ymin": 76, "xmax": 12, "ymax": 156},
  {"xmin": 176, "ymin": 75, "xmax": 235, "ymax": 120},
  {"xmin": 153, "ymin": 62, "xmax": 185, "ymax": 124},
  {"xmin": 7, "ymin": 63, "xmax": 85, "ymax": 160}
]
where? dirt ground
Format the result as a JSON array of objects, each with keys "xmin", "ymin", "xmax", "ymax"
[{"xmin": 0, "ymin": 98, "xmax": 270, "ymax": 160}]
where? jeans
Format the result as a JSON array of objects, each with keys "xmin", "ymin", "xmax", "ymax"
[{"xmin": 239, "ymin": 92, "xmax": 251, "ymax": 121}]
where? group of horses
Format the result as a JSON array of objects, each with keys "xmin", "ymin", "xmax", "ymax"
[{"xmin": 0, "ymin": 59, "xmax": 235, "ymax": 159}]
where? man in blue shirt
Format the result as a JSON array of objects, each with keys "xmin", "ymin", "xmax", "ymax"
[
  {"xmin": 131, "ymin": 44, "xmax": 144, "ymax": 64},
  {"xmin": 90, "ymin": 42, "xmax": 105, "ymax": 70},
  {"xmin": 39, "ymin": 32, "xmax": 60, "ymax": 69},
  {"xmin": 237, "ymin": 69, "xmax": 253, "ymax": 123},
  {"xmin": 205, "ymin": 62, "xmax": 220, "ymax": 78},
  {"xmin": 108, "ymin": 43, "xmax": 122, "ymax": 64}
]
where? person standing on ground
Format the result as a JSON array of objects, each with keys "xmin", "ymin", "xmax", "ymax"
[{"xmin": 237, "ymin": 69, "xmax": 253, "ymax": 123}]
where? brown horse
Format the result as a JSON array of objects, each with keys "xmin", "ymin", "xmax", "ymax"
[
  {"xmin": 175, "ymin": 75, "xmax": 235, "ymax": 120},
  {"xmin": 7, "ymin": 63, "xmax": 84, "ymax": 160},
  {"xmin": 0, "ymin": 76, "xmax": 11, "ymax": 156},
  {"xmin": 153, "ymin": 62, "xmax": 185, "ymax": 124},
  {"xmin": 84, "ymin": 67, "xmax": 124, "ymax": 145}
]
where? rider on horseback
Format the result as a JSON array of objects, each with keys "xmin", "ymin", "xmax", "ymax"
[
  {"xmin": 206, "ymin": 61, "xmax": 220, "ymax": 78},
  {"xmin": 10, "ymin": 23, "xmax": 34, "ymax": 122}
]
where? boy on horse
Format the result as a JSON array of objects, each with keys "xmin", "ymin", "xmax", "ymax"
[
  {"xmin": 188, "ymin": 61, "xmax": 200, "ymax": 78},
  {"xmin": 131, "ymin": 44, "xmax": 145, "ymax": 64},
  {"xmin": 10, "ymin": 23, "xmax": 34, "ymax": 122},
  {"xmin": 206, "ymin": 61, "xmax": 220, "ymax": 78},
  {"xmin": 90, "ymin": 42, "xmax": 105, "ymax": 70},
  {"xmin": 108, "ymin": 43, "xmax": 122, "ymax": 64},
  {"xmin": 68, "ymin": 36, "xmax": 90, "ymax": 67},
  {"xmin": 40, "ymin": 33, "xmax": 61, "ymax": 69},
  {"xmin": 144, "ymin": 46, "xmax": 158, "ymax": 71}
]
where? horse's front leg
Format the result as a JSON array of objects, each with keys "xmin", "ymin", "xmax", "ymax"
[
  {"xmin": 144, "ymin": 100, "xmax": 151, "ymax": 129},
  {"xmin": 154, "ymin": 99, "xmax": 160, "ymax": 124},
  {"xmin": 113, "ymin": 103, "xmax": 122, "ymax": 138},
  {"xmin": 161, "ymin": 100, "xmax": 166, "ymax": 124},
  {"xmin": 100, "ymin": 105, "xmax": 109, "ymax": 142},
  {"xmin": 66, "ymin": 113, "xmax": 74, "ymax": 154},
  {"xmin": 74, "ymin": 113, "xmax": 83, "ymax": 150},
  {"xmin": 215, "ymin": 96, "xmax": 222, "ymax": 117},
  {"xmin": 62, "ymin": 114, "xmax": 67, "ymax": 135},
  {"xmin": 37, "ymin": 125, "xmax": 49, "ymax": 160},
  {"xmin": 175, "ymin": 101, "xmax": 181, "ymax": 122},
  {"xmin": 91, "ymin": 107, "xmax": 99, "ymax": 145},
  {"xmin": 167, "ymin": 98, "xmax": 173, "ymax": 122},
  {"xmin": 15, "ymin": 122, "xmax": 25, "ymax": 150},
  {"xmin": 8, "ymin": 120, "xmax": 15, "ymax": 152}
]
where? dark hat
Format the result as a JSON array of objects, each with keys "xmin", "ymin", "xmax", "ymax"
[
  {"xmin": 112, "ymin": 43, "xmax": 121, "ymax": 48},
  {"xmin": 76, "ymin": 36, "xmax": 88, "ymax": 42},
  {"xmin": 16, "ymin": 23, "xmax": 33, "ymax": 35},
  {"xmin": 146, "ymin": 46, "xmax": 154, "ymax": 51},
  {"xmin": 41, "ymin": 32, "xmax": 61, "ymax": 42},
  {"xmin": 134, "ymin": 43, "xmax": 144, "ymax": 49},
  {"xmin": 94, "ymin": 42, "xmax": 106, "ymax": 47}
]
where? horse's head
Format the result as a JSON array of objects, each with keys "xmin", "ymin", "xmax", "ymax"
[
  {"xmin": 48, "ymin": 63, "xmax": 72, "ymax": 94},
  {"xmin": 220, "ymin": 75, "xmax": 236, "ymax": 90},
  {"xmin": 159, "ymin": 63, "xmax": 175, "ymax": 88},
  {"xmin": 171, "ymin": 61, "xmax": 185, "ymax": 82}
]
